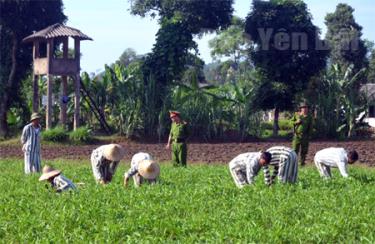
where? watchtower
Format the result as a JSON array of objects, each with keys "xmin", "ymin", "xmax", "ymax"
[{"xmin": 23, "ymin": 23, "xmax": 92, "ymax": 130}]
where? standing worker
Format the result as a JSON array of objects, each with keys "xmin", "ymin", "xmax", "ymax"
[
  {"xmin": 165, "ymin": 111, "xmax": 189, "ymax": 167},
  {"xmin": 21, "ymin": 113, "xmax": 42, "ymax": 174},
  {"xmin": 291, "ymin": 103, "xmax": 313, "ymax": 166}
]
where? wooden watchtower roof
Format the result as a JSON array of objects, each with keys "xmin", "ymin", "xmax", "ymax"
[
  {"xmin": 22, "ymin": 23, "xmax": 92, "ymax": 76},
  {"xmin": 23, "ymin": 23, "xmax": 92, "ymax": 42}
]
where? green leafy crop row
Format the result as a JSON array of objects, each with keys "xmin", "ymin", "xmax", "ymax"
[{"xmin": 0, "ymin": 160, "xmax": 374, "ymax": 242}]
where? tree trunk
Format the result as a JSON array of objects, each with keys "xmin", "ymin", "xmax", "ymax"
[
  {"xmin": 0, "ymin": 102, "xmax": 8, "ymax": 138},
  {"xmin": 0, "ymin": 32, "xmax": 18, "ymax": 137},
  {"xmin": 74, "ymin": 74, "xmax": 80, "ymax": 130},
  {"xmin": 59, "ymin": 75, "xmax": 67, "ymax": 126},
  {"xmin": 46, "ymin": 75, "xmax": 53, "ymax": 130},
  {"xmin": 272, "ymin": 107, "xmax": 280, "ymax": 137},
  {"xmin": 32, "ymin": 75, "xmax": 39, "ymax": 112}
]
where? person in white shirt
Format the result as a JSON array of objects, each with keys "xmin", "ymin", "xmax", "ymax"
[
  {"xmin": 91, "ymin": 144, "xmax": 125, "ymax": 184},
  {"xmin": 124, "ymin": 152, "xmax": 160, "ymax": 187},
  {"xmin": 314, "ymin": 147, "xmax": 359, "ymax": 178},
  {"xmin": 228, "ymin": 151, "xmax": 272, "ymax": 188},
  {"xmin": 39, "ymin": 165, "xmax": 76, "ymax": 192}
]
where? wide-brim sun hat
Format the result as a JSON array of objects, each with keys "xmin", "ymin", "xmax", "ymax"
[
  {"xmin": 169, "ymin": 111, "xmax": 180, "ymax": 118},
  {"xmin": 299, "ymin": 102, "xmax": 309, "ymax": 108},
  {"xmin": 39, "ymin": 165, "xmax": 61, "ymax": 181},
  {"xmin": 30, "ymin": 112, "xmax": 42, "ymax": 122},
  {"xmin": 138, "ymin": 159, "xmax": 160, "ymax": 180},
  {"xmin": 103, "ymin": 144, "xmax": 125, "ymax": 161}
]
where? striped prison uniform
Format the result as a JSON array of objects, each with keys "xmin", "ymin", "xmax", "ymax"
[
  {"xmin": 124, "ymin": 152, "xmax": 156, "ymax": 187},
  {"xmin": 228, "ymin": 152, "xmax": 275, "ymax": 188},
  {"xmin": 314, "ymin": 147, "xmax": 349, "ymax": 178},
  {"xmin": 266, "ymin": 146, "xmax": 298, "ymax": 183},
  {"xmin": 91, "ymin": 145, "xmax": 119, "ymax": 183},
  {"xmin": 20, "ymin": 123, "xmax": 42, "ymax": 174},
  {"xmin": 50, "ymin": 174, "xmax": 76, "ymax": 192}
]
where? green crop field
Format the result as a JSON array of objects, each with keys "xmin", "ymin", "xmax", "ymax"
[{"xmin": 0, "ymin": 159, "xmax": 374, "ymax": 242}]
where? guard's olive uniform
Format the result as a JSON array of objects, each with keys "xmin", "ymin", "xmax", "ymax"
[
  {"xmin": 169, "ymin": 122, "xmax": 188, "ymax": 166},
  {"xmin": 291, "ymin": 113, "xmax": 313, "ymax": 165}
]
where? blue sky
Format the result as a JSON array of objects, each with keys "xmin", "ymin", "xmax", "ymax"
[{"xmin": 63, "ymin": 0, "xmax": 375, "ymax": 74}]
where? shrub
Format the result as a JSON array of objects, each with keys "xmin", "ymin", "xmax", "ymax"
[
  {"xmin": 278, "ymin": 119, "xmax": 293, "ymax": 131},
  {"xmin": 278, "ymin": 130, "xmax": 293, "ymax": 138},
  {"xmin": 261, "ymin": 122, "xmax": 273, "ymax": 130},
  {"xmin": 42, "ymin": 127, "xmax": 68, "ymax": 142},
  {"xmin": 68, "ymin": 127, "xmax": 93, "ymax": 144},
  {"xmin": 261, "ymin": 119, "xmax": 293, "ymax": 132},
  {"xmin": 261, "ymin": 129, "xmax": 291, "ymax": 139}
]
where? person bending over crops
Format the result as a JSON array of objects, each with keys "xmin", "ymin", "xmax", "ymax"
[
  {"xmin": 39, "ymin": 165, "xmax": 76, "ymax": 192},
  {"xmin": 229, "ymin": 151, "xmax": 272, "ymax": 188},
  {"xmin": 314, "ymin": 147, "xmax": 359, "ymax": 179},
  {"xmin": 91, "ymin": 144, "xmax": 125, "ymax": 184},
  {"xmin": 21, "ymin": 113, "xmax": 42, "ymax": 174},
  {"xmin": 124, "ymin": 152, "xmax": 160, "ymax": 187},
  {"xmin": 266, "ymin": 146, "xmax": 299, "ymax": 184},
  {"xmin": 166, "ymin": 111, "xmax": 189, "ymax": 167}
]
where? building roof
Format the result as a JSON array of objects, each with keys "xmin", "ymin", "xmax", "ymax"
[
  {"xmin": 23, "ymin": 23, "xmax": 93, "ymax": 42},
  {"xmin": 361, "ymin": 83, "xmax": 375, "ymax": 100}
]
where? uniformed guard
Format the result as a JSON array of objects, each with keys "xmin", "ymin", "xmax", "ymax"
[
  {"xmin": 291, "ymin": 103, "xmax": 313, "ymax": 166},
  {"xmin": 165, "ymin": 111, "xmax": 189, "ymax": 167}
]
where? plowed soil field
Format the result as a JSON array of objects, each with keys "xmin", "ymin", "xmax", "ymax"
[{"xmin": 1, "ymin": 139, "xmax": 374, "ymax": 166}]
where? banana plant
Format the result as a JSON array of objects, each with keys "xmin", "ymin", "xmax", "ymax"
[{"xmin": 317, "ymin": 64, "xmax": 367, "ymax": 138}]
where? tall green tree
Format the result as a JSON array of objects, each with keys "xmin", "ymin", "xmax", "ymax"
[
  {"xmin": 116, "ymin": 48, "xmax": 141, "ymax": 67},
  {"xmin": 209, "ymin": 16, "xmax": 251, "ymax": 67},
  {"xmin": 129, "ymin": 0, "xmax": 233, "ymax": 136},
  {"xmin": 0, "ymin": 0, "xmax": 66, "ymax": 137},
  {"xmin": 368, "ymin": 49, "xmax": 375, "ymax": 83},
  {"xmin": 130, "ymin": 0, "xmax": 233, "ymax": 86},
  {"xmin": 325, "ymin": 3, "xmax": 368, "ymax": 73},
  {"xmin": 245, "ymin": 0, "xmax": 328, "ymax": 136}
]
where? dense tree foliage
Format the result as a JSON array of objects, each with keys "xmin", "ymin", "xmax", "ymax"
[
  {"xmin": 1, "ymin": 0, "xmax": 373, "ymax": 140},
  {"xmin": 209, "ymin": 17, "xmax": 251, "ymax": 67},
  {"xmin": 130, "ymin": 0, "xmax": 234, "ymax": 86},
  {"xmin": 0, "ymin": 0, "xmax": 66, "ymax": 137},
  {"xmin": 116, "ymin": 48, "xmax": 141, "ymax": 67},
  {"xmin": 368, "ymin": 49, "xmax": 375, "ymax": 83},
  {"xmin": 245, "ymin": 0, "xmax": 328, "ymax": 135},
  {"xmin": 128, "ymin": 0, "xmax": 234, "ymax": 136},
  {"xmin": 325, "ymin": 3, "xmax": 368, "ymax": 73}
]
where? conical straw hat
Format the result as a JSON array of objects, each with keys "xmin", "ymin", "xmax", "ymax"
[
  {"xmin": 39, "ymin": 165, "xmax": 61, "ymax": 181},
  {"xmin": 138, "ymin": 159, "xmax": 160, "ymax": 180},
  {"xmin": 103, "ymin": 144, "xmax": 125, "ymax": 161},
  {"xmin": 30, "ymin": 112, "xmax": 42, "ymax": 122}
]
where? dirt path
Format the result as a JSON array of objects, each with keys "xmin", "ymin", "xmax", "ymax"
[{"xmin": 1, "ymin": 139, "xmax": 374, "ymax": 166}]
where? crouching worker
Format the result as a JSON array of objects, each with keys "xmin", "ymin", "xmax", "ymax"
[
  {"xmin": 266, "ymin": 146, "xmax": 298, "ymax": 184},
  {"xmin": 229, "ymin": 151, "xmax": 272, "ymax": 188},
  {"xmin": 91, "ymin": 144, "xmax": 125, "ymax": 184},
  {"xmin": 124, "ymin": 152, "xmax": 160, "ymax": 187},
  {"xmin": 314, "ymin": 147, "xmax": 359, "ymax": 179},
  {"xmin": 39, "ymin": 165, "xmax": 76, "ymax": 192}
]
